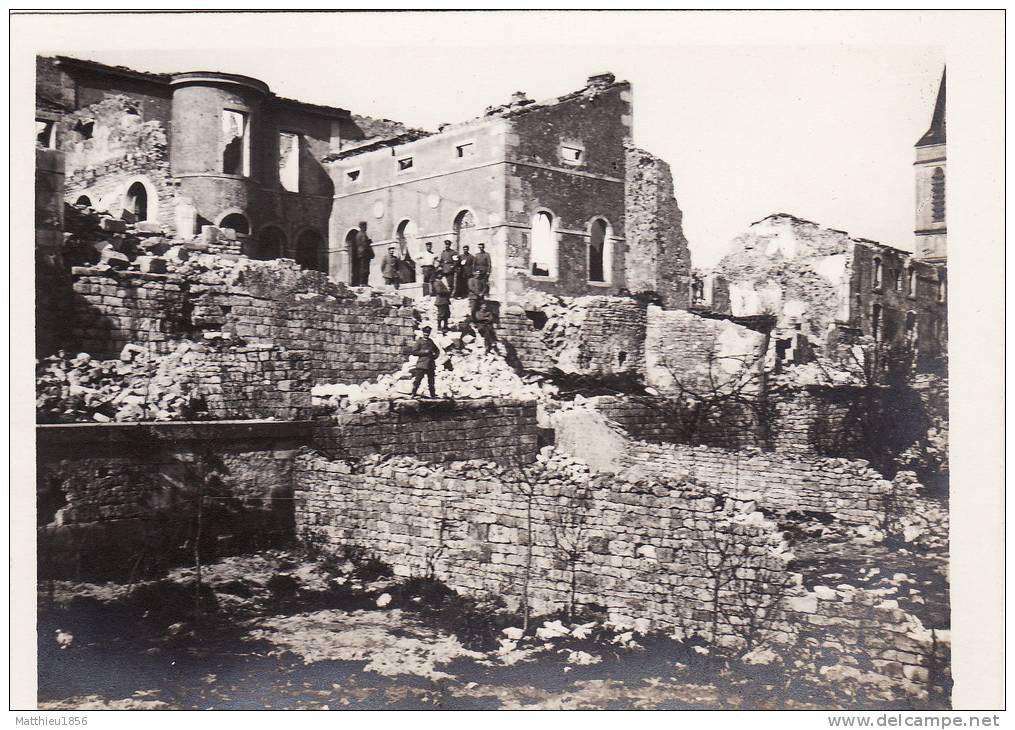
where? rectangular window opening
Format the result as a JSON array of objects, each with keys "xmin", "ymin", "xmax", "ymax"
[
  {"xmin": 222, "ymin": 110, "xmax": 250, "ymax": 177},
  {"xmin": 561, "ymin": 145, "xmax": 583, "ymax": 163},
  {"xmin": 279, "ymin": 131, "xmax": 300, "ymax": 192},
  {"xmin": 36, "ymin": 119, "xmax": 55, "ymax": 149},
  {"xmin": 456, "ymin": 143, "xmax": 474, "ymax": 158},
  {"xmin": 346, "ymin": 169, "xmax": 361, "ymax": 183},
  {"xmin": 398, "ymin": 157, "xmax": 414, "ymax": 171}
]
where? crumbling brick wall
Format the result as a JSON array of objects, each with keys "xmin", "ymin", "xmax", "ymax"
[
  {"xmin": 58, "ymin": 95, "xmax": 176, "ymax": 227},
  {"xmin": 645, "ymin": 306, "xmax": 767, "ymax": 396},
  {"xmin": 573, "ymin": 297, "xmax": 646, "ymax": 375},
  {"xmin": 554, "ymin": 402, "xmax": 902, "ymax": 526},
  {"xmin": 67, "ymin": 268, "xmax": 187, "ymax": 357},
  {"xmin": 62, "ymin": 259, "xmax": 416, "ymax": 385},
  {"xmin": 312, "ymin": 398, "xmax": 540, "ymax": 465},
  {"xmin": 624, "ymin": 147, "xmax": 692, "ymax": 309},
  {"xmin": 37, "ymin": 420, "xmax": 309, "ymax": 578}
]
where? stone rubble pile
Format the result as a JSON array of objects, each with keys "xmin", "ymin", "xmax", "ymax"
[
  {"xmin": 510, "ymin": 291, "xmax": 586, "ymax": 367},
  {"xmin": 36, "ymin": 343, "xmax": 205, "ymax": 423},
  {"xmin": 312, "ymin": 327, "xmax": 557, "ymax": 413}
]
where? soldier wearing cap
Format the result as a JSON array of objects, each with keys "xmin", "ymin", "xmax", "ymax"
[
  {"xmin": 474, "ymin": 242, "xmax": 492, "ymax": 280},
  {"xmin": 409, "ymin": 326, "xmax": 439, "ymax": 398},
  {"xmin": 381, "ymin": 245, "xmax": 401, "ymax": 289}
]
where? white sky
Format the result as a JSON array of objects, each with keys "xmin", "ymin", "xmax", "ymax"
[{"xmin": 49, "ymin": 12, "xmax": 942, "ymax": 268}]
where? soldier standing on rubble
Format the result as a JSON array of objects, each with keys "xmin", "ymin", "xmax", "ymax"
[
  {"xmin": 431, "ymin": 276, "xmax": 451, "ymax": 334},
  {"xmin": 420, "ymin": 241, "xmax": 437, "ymax": 296},
  {"xmin": 438, "ymin": 240, "xmax": 458, "ymax": 288},
  {"xmin": 381, "ymin": 245, "xmax": 402, "ymax": 290},
  {"xmin": 408, "ymin": 326, "xmax": 439, "ymax": 399},
  {"xmin": 467, "ymin": 271, "xmax": 488, "ymax": 320},
  {"xmin": 456, "ymin": 245, "xmax": 476, "ymax": 298},
  {"xmin": 474, "ymin": 302, "xmax": 498, "ymax": 354},
  {"xmin": 474, "ymin": 242, "xmax": 492, "ymax": 280},
  {"xmin": 352, "ymin": 222, "xmax": 374, "ymax": 286}
]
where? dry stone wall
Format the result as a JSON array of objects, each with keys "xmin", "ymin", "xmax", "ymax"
[
  {"xmin": 629, "ymin": 444, "xmax": 899, "ymax": 526},
  {"xmin": 554, "ymin": 402, "xmax": 902, "ymax": 526},
  {"xmin": 312, "ymin": 398, "xmax": 540, "ymax": 465},
  {"xmin": 62, "ymin": 258, "xmax": 417, "ymax": 385},
  {"xmin": 294, "ymin": 450, "xmax": 946, "ymax": 702},
  {"xmin": 37, "ymin": 420, "xmax": 310, "ymax": 577}
]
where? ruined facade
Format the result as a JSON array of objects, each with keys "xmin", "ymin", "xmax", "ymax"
[
  {"xmin": 697, "ymin": 71, "xmax": 948, "ymax": 364},
  {"xmin": 707, "ymin": 214, "xmax": 947, "ymax": 362},
  {"xmin": 35, "ymin": 56, "xmax": 414, "ymax": 272},
  {"xmin": 37, "ymin": 59, "xmax": 692, "ymax": 308}
]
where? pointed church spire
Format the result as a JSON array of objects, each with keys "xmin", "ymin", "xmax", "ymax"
[{"xmin": 916, "ymin": 69, "xmax": 946, "ymax": 147}]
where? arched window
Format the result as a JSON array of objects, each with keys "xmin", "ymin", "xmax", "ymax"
[
  {"xmin": 872, "ymin": 257, "xmax": 882, "ymax": 290},
  {"xmin": 254, "ymin": 226, "xmax": 286, "ymax": 261},
  {"xmin": 124, "ymin": 182, "xmax": 148, "ymax": 222},
  {"xmin": 219, "ymin": 212, "xmax": 250, "ymax": 235},
  {"xmin": 74, "ymin": 195, "xmax": 92, "ymax": 208},
  {"xmin": 453, "ymin": 210, "xmax": 475, "ymax": 251},
  {"xmin": 894, "ymin": 268, "xmax": 903, "ymax": 291},
  {"xmin": 871, "ymin": 304, "xmax": 882, "ymax": 341},
  {"xmin": 908, "ymin": 267, "xmax": 917, "ymax": 298},
  {"xmin": 295, "ymin": 229, "xmax": 326, "ymax": 272},
  {"xmin": 530, "ymin": 211, "xmax": 556, "ymax": 278},
  {"xmin": 395, "ymin": 219, "xmax": 419, "ymax": 283},
  {"xmin": 588, "ymin": 218, "xmax": 611, "ymax": 283},
  {"xmin": 931, "ymin": 167, "xmax": 945, "ymax": 223}
]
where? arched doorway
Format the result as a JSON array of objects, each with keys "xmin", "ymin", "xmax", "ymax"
[
  {"xmin": 254, "ymin": 226, "xmax": 286, "ymax": 261},
  {"xmin": 219, "ymin": 212, "xmax": 250, "ymax": 235},
  {"xmin": 453, "ymin": 210, "xmax": 475, "ymax": 251},
  {"xmin": 530, "ymin": 211, "xmax": 555, "ymax": 277},
  {"xmin": 124, "ymin": 182, "xmax": 148, "ymax": 222},
  {"xmin": 395, "ymin": 219, "xmax": 419, "ymax": 283},
  {"xmin": 295, "ymin": 229, "xmax": 326, "ymax": 272}
]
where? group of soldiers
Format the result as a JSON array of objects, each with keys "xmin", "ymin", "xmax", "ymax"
[
  {"xmin": 346, "ymin": 223, "xmax": 500, "ymax": 398},
  {"xmin": 407, "ymin": 241, "xmax": 497, "ymax": 399}
]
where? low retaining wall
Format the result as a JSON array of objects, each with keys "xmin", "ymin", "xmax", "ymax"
[
  {"xmin": 294, "ymin": 450, "xmax": 946, "ymax": 702},
  {"xmin": 312, "ymin": 398, "xmax": 540, "ymax": 465},
  {"xmin": 553, "ymin": 404, "xmax": 899, "ymax": 526},
  {"xmin": 37, "ymin": 420, "xmax": 311, "ymax": 578}
]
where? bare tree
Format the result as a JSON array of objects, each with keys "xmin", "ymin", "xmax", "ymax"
[
  {"xmin": 548, "ymin": 483, "xmax": 593, "ymax": 622},
  {"xmin": 505, "ymin": 460, "xmax": 546, "ymax": 634},
  {"xmin": 652, "ymin": 329, "xmax": 772, "ymax": 449}
]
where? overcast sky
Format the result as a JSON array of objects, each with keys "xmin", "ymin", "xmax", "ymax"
[{"xmin": 57, "ymin": 12, "xmax": 943, "ymax": 268}]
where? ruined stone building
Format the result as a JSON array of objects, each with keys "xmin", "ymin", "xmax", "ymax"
[
  {"xmin": 35, "ymin": 56, "xmax": 415, "ymax": 272},
  {"xmin": 36, "ymin": 57, "xmax": 692, "ymax": 308},
  {"xmin": 708, "ymin": 214, "xmax": 947, "ymax": 362},
  {"xmin": 696, "ymin": 71, "xmax": 948, "ymax": 365}
]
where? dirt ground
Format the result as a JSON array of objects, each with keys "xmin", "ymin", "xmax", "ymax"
[{"xmin": 37, "ymin": 541, "xmax": 948, "ymax": 711}]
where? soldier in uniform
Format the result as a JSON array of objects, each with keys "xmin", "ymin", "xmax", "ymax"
[
  {"xmin": 420, "ymin": 241, "xmax": 437, "ymax": 296},
  {"xmin": 474, "ymin": 302, "xmax": 498, "ymax": 354},
  {"xmin": 438, "ymin": 239, "xmax": 458, "ymax": 288},
  {"xmin": 431, "ymin": 276, "xmax": 451, "ymax": 333},
  {"xmin": 456, "ymin": 245, "xmax": 476, "ymax": 298},
  {"xmin": 408, "ymin": 326, "xmax": 439, "ymax": 399},
  {"xmin": 352, "ymin": 222, "xmax": 374, "ymax": 286},
  {"xmin": 474, "ymin": 242, "xmax": 492, "ymax": 280},
  {"xmin": 466, "ymin": 272, "xmax": 489, "ymax": 320},
  {"xmin": 381, "ymin": 245, "xmax": 401, "ymax": 289}
]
